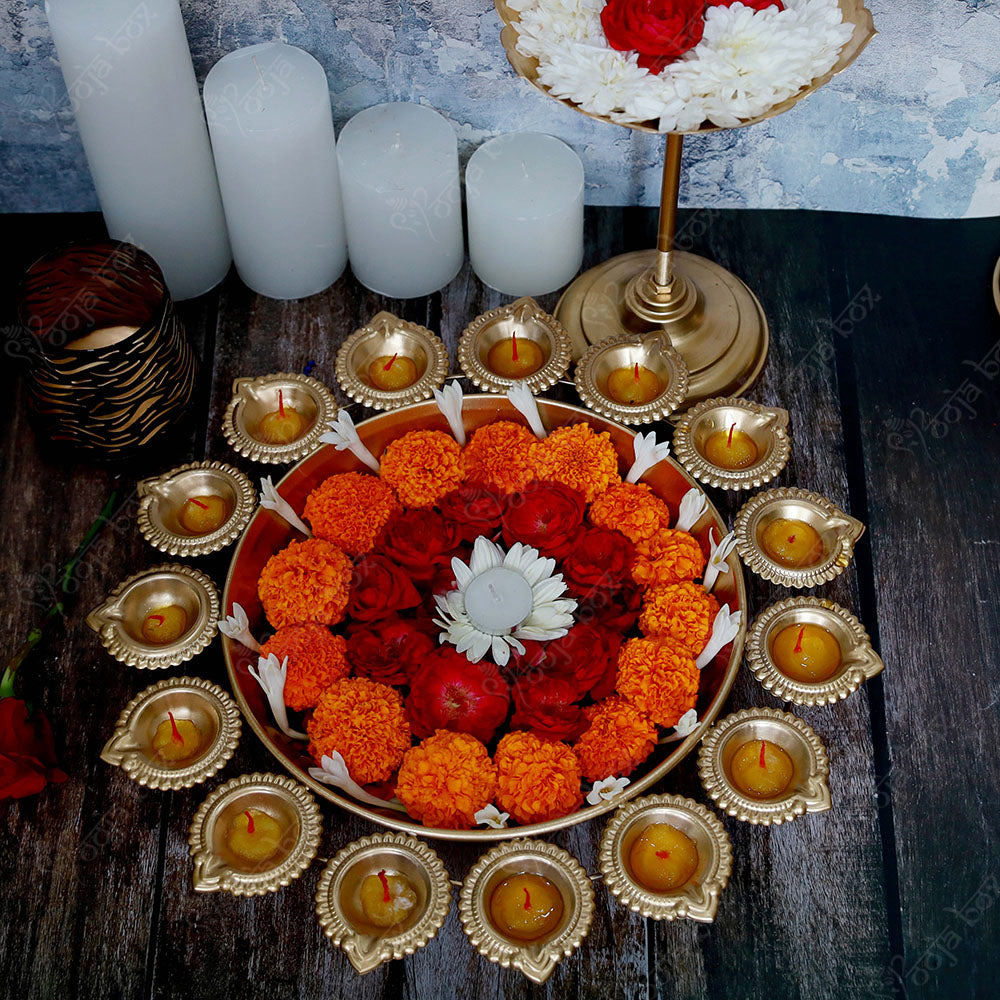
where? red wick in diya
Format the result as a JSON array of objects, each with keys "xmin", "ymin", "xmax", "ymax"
[
  {"xmin": 727, "ymin": 422, "xmax": 736, "ymax": 448},
  {"xmin": 793, "ymin": 626, "xmax": 805, "ymax": 653},
  {"xmin": 655, "ymin": 849, "xmax": 671, "ymax": 859},
  {"xmin": 383, "ymin": 353, "xmax": 398, "ymax": 372},
  {"xmin": 188, "ymin": 498, "xmax": 208, "ymax": 509},
  {"xmin": 511, "ymin": 332, "xmax": 519, "ymax": 363},
  {"xmin": 523, "ymin": 888, "xmax": 532, "ymax": 911},
  {"xmin": 278, "ymin": 389, "xmax": 286, "ymax": 419},
  {"xmin": 378, "ymin": 869, "xmax": 391, "ymax": 903},
  {"xmin": 787, "ymin": 534, "xmax": 796, "ymax": 544},
  {"xmin": 244, "ymin": 810, "xmax": 255, "ymax": 834},
  {"xmin": 759, "ymin": 740, "xmax": 767, "ymax": 769},
  {"xmin": 168, "ymin": 711, "xmax": 183, "ymax": 744},
  {"xmin": 148, "ymin": 614, "xmax": 164, "ymax": 627},
  {"xmin": 634, "ymin": 362, "xmax": 640, "ymax": 382}
]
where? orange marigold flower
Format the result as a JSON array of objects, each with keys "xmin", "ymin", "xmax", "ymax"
[
  {"xmin": 395, "ymin": 730, "xmax": 498, "ymax": 829},
  {"xmin": 631, "ymin": 528, "xmax": 706, "ymax": 587},
  {"xmin": 379, "ymin": 429, "xmax": 464, "ymax": 508},
  {"xmin": 589, "ymin": 482, "xmax": 671, "ymax": 544},
  {"xmin": 307, "ymin": 677, "xmax": 411, "ymax": 785},
  {"xmin": 573, "ymin": 696, "xmax": 658, "ymax": 782},
  {"xmin": 494, "ymin": 731, "xmax": 583, "ymax": 825},
  {"xmin": 304, "ymin": 472, "xmax": 400, "ymax": 555},
  {"xmin": 258, "ymin": 537, "xmax": 352, "ymax": 629},
  {"xmin": 260, "ymin": 623, "xmax": 350, "ymax": 712},
  {"xmin": 638, "ymin": 581, "xmax": 720, "ymax": 657},
  {"xmin": 615, "ymin": 637, "xmax": 699, "ymax": 727},
  {"xmin": 529, "ymin": 422, "xmax": 621, "ymax": 503},
  {"xmin": 460, "ymin": 421, "xmax": 537, "ymax": 494}
]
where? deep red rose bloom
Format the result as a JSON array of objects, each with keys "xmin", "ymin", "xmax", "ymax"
[
  {"xmin": 511, "ymin": 675, "xmax": 586, "ymax": 742},
  {"xmin": 508, "ymin": 624, "xmax": 622, "ymax": 700},
  {"xmin": 502, "ymin": 481, "xmax": 586, "ymax": 559},
  {"xmin": 563, "ymin": 526, "xmax": 634, "ymax": 593},
  {"xmin": 708, "ymin": 0, "xmax": 782, "ymax": 10},
  {"xmin": 407, "ymin": 648, "xmax": 511, "ymax": 744},
  {"xmin": 346, "ymin": 616, "xmax": 436, "ymax": 685},
  {"xmin": 0, "ymin": 699, "xmax": 67, "ymax": 800},
  {"xmin": 601, "ymin": 0, "xmax": 706, "ymax": 73},
  {"xmin": 376, "ymin": 509, "xmax": 461, "ymax": 581},
  {"xmin": 568, "ymin": 579, "xmax": 643, "ymax": 632},
  {"xmin": 437, "ymin": 485, "xmax": 505, "ymax": 542},
  {"xmin": 348, "ymin": 554, "xmax": 421, "ymax": 622}
]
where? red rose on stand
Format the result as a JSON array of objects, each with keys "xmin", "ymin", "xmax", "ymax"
[
  {"xmin": 511, "ymin": 675, "xmax": 586, "ymax": 742},
  {"xmin": 346, "ymin": 617, "xmax": 436, "ymax": 686},
  {"xmin": 348, "ymin": 554, "xmax": 422, "ymax": 622},
  {"xmin": 502, "ymin": 481, "xmax": 586, "ymax": 559},
  {"xmin": 437, "ymin": 485, "xmax": 505, "ymax": 542},
  {"xmin": 563, "ymin": 526, "xmax": 634, "ymax": 593},
  {"xmin": 0, "ymin": 699, "xmax": 67, "ymax": 800},
  {"xmin": 376, "ymin": 509, "xmax": 461, "ymax": 581},
  {"xmin": 601, "ymin": 0, "xmax": 707, "ymax": 74}
]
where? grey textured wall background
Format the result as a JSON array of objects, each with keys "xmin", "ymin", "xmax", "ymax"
[{"xmin": 0, "ymin": 0, "xmax": 997, "ymax": 217}]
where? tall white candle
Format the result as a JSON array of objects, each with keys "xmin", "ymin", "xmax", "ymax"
[
  {"xmin": 466, "ymin": 133, "xmax": 584, "ymax": 297},
  {"xmin": 44, "ymin": 0, "xmax": 231, "ymax": 300},
  {"xmin": 336, "ymin": 103, "xmax": 463, "ymax": 299},
  {"xmin": 203, "ymin": 43, "xmax": 347, "ymax": 300}
]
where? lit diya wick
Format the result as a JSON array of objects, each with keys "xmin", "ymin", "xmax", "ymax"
[
  {"xmin": 771, "ymin": 623, "xmax": 842, "ymax": 682},
  {"xmin": 367, "ymin": 352, "xmax": 418, "ymax": 391},
  {"xmin": 758, "ymin": 518, "xmax": 824, "ymax": 568},
  {"xmin": 359, "ymin": 868, "xmax": 419, "ymax": 928},
  {"xmin": 703, "ymin": 423, "xmax": 759, "ymax": 469},
  {"xmin": 151, "ymin": 710, "xmax": 203, "ymax": 762},
  {"xmin": 489, "ymin": 873, "xmax": 564, "ymax": 941},
  {"xmin": 730, "ymin": 739, "xmax": 794, "ymax": 799},
  {"xmin": 257, "ymin": 390, "xmax": 307, "ymax": 444},
  {"xmin": 140, "ymin": 605, "xmax": 188, "ymax": 645},
  {"xmin": 178, "ymin": 494, "xmax": 229, "ymax": 535},
  {"xmin": 606, "ymin": 362, "xmax": 661, "ymax": 406},
  {"xmin": 486, "ymin": 332, "xmax": 544, "ymax": 379},
  {"xmin": 227, "ymin": 808, "xmax": 284, "ymax": 862},
  {"xmin": 628, "ymin": 823, "xmax": 699, "ymax": 892}
]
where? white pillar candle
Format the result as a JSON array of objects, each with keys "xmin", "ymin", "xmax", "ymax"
[
  {"xmin": 44, "ymin": 0, "xmax": 231, "ymax": 300},
  {"xmin": 463, "ymin": 568, "xmax": 534, "ymax": 634},
  {"xmin": 466, "ymin": 133, "xmax": 584, "ymax": 297},
  {"xmin": 336, "ymin": 103, "xmax": 463, "ymax": 299},
  {"xmin": 203, "ymin": 43, "xmax": 348, "ymax": 300}
]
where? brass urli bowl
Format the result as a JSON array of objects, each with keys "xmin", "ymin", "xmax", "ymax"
[{"xmin": 221, "ymin": 396, "xmax": 747, "ymax": 842}]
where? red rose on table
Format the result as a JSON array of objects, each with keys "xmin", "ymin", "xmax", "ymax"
[
  {"xmin": 0, "ymin": 699, "xmax": 67, "ymax": 800},
  {"xmin": 346, "ymin": 617, "xmax": 436, "ymax": 685},
  {"xmin": 437, "ymin": 485, "xmax": 505, "ymax": 542},
  {"xmin": 502, "ymin": 481, "xmax": 586, "ymax": 559},
  {"xmin": 511, "ymin": 675, "xmax": 586, "ymax": 742},
  {"xmin": 563, "ymin": 526, "xmax": 634, "ymax": 593},
  {"xmin": 376, "ymin": 509, "xmax": 461, "ymax": 581},
  {"xmin": 348, "ymin": 554, "xmax": 422, "ymax": 622},
  {"xmin": 601, "ymin": 0, "xmax": 706, "ymax": 73}
]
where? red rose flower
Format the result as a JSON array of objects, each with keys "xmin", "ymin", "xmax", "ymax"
[
  {"xmin": 508, "ymin": 624, "xmax": 622, "ymax": 700},
  {"xmin": 601, "ymin": 0, "xmax": 706, "ymax": 74},
  {"xmin": 708, "ymin": 0, "xmax": 782, "ymax": 10},
  {"xmin": 376, "ymin": 509, "xmax": 461, "ymax": 581},
  {"xmin": 437, "ymin": 485, "xmax": 505, "ymax": 542},
  {"xmin": 0, "ymin": 699, "xmax": 67, "ymax": 800},
  {"xmin": 511, "ymin": 675, "xmax": 586, "ymax": 742},
  {"xmin": 502, "ymin": 481, "xmax": 586, "ymax": 559},
  {"xmin": 348, "ymin": 554, "xmax": 421, "ymax": 622},
  {"xmin": 569, "ymin": 579, "xmax": 643, "ymax": 632},
  {"xmin": 563, "ymin": 526, "xmax": 634, "ymax": 593},
  {"xmin": 346, "ymin": 617, "xmax": 436, "ymax": 685}
]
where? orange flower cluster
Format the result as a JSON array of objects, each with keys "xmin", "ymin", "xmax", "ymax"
[
  {"xmin": 573, "ymin": 696, "xmax": 657, "ymax": 782},
  {"xmin": 631, "ymin": 528, "xmax": 706, "ymax": 587},
  {"xmin": 260, "ymin": 623, "xmax": 350, "ymax": 712},
  {"xmin": 530, "ymin": 422, "xmax": 621, "ymax": 503},
  {"xmin": 589, "ymin": 482, "xmax": 671, "ymax": 544},
  {"xmin": 494, "ymin": 731, "xmax": 583, "ymax": 825},
  {"xmin": 395, "ymin": 730, "xmax": 498, "ymax": 829},
  {"xmin": 460, "ymin": 421, "xmax": 537, "ymax": 493},
  {"xmin": 638, "ymin": 581, "xmax": 719, "ymax": 657},
  {"xmin": 307, "ymin": 677, "xmax": 411, "ymax": 785},
  {"xmin": 257, "ymin": 538, "xmax": 352, "ymax": 629},
  {"xmin": 615, "ymin": 637, "xmax": 699, "ymax": 727},
  {"xmin": 304, "ymin": 472, "xmax": 399, "ymax": 555},
  {"xmin": 379, "ymin": 429, "xmax": 464, "ymax": 508}
]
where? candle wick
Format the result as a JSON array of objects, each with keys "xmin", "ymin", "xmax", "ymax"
[
  {"xmin": 655, "ymin": 849, "xmax": 671, "ymax": 859},
  {"xmin": 251, "ymin": 55, "xmax": 271, "ymax": 96},
  {"xmin": 793, "ymin": 626, "xmax": 805, "ymax": 654},
  {"xmin": 523, "ymin": 887, "xmax": 531, "ymax": 910},
  {"xmin": 633, "ymin": 362, "xmax": 640, "ymax": 382},
  {"xmin": 391, "ymin": 130, "xmax": 402, "ymax": 152},
  {"xmin": 487, "ymin": 583, "xmax": 501, "ymax": 603},
  {"xmin": 787, "ymin": 534, "xmax": 796, "ymax": 544},
  {"xmin": 727, "ymin": 422, "xmax": 736, "ymax": 448},
  {"xmin": 188, "ymin": 498, "xmax": 209, "ymax": 510},
  {"xmin": 383, "ymin": 353, "xmax": 398, "ymax": 371},
  {"xmin": 278, "ymin": 389, "xmax": 286, "ymax": 419},
  {"xmin": 168, "ymin": 711, "xmax": 183, "ymax": 744},
  {"xmin": 520, "ymin": 160, "xmax": 530, "ymax": 180},
  {"xmin": 511, "ymin": 331, "xmax": 519, "ymax": 363},
  {"xmin": 245, "ymin": 810, "xmax": 255, "ymax": 834},
  {"xmin": 378, "ymin": 869, "xmax": 391, "ymax": 903},
  {"xmin": 759, "ymin": 740, "xmax": 767, "ymax": 769},
  {"xmin": 148, "ymin": 614, "xmax": 164, "ymax": 627}
]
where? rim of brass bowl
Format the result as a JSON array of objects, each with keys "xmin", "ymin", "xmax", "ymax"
[
  {"xmin": 495, "ymin": 0, "xmax": 876, "ymax": 136},
  {"xmin": 100, "ymin": 675, "xmax": 242, "ymax": 789},
  {"xmin": 86, "ymin": 563, "xmax": 220, "ymax": 669},
  {"xmin": 223, "ymin": 372, "xmax": 338, "ymax": 464},
  {"xmin": 457, "ymin": 297, "xmax": 573, "ymax": 394},
  {"xmin": 746, "ymin": 596, "xmax": 884, "ymax": 706},
  {"xmin": 188, "ymin": 771, "xmax": 322, "ymax": 896},
  {"xmin": 220, "ymin": 395, "xmax": 747, "ymax": 842},
  {"xmin": 314, "ymin": 831, "xmax": 453, "ymax": 973},
  {"xmin": 574, "ymin": 334, "xmax": 690, "ymax": 425},
  {"xmin": 697, "ymin": 707, "xmax": 831, "ymax": 825},
  {"xmin": 598, "ymin": 793, "xmax": 732, "ymax": 922},
  {"xmin": 993, "ymin": 256, "xmax": 1000, "ymax": 317},
  {"xmin": 335, "ymin": 312, "xmax": 450, "ymax": 411},
  {"xmin": 673, "ymin": 396, "xmax": 791, "ymax": 490},
  {"xmin": 137, "ymin": 461, "xmax": 256, "ymax": 557},
  {"xmin": 733, "ymin": 486, "xmax": 865, "ymax": 588}
]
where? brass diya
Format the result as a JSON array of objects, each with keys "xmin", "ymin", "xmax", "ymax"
[
  {"xmin": 746, "ymin": 596, "xmax": 884, "ymax": 706},
  {"xmin": 87, "ymin": 563, "xmax": 219, "ymax": 669},
  {"xmin": 188, "ymin": 772, "xmax": 322, "ymax": 895},
  {"xmin": 457, "ymin": 297, "xmax": 573, "ymax": 394},
  {"xmin": 598, "ymin": 794, "xmax": 732, "ymax": 922},
  {"xmin": 734, "ymin": 487, "xmax": 865, "ymax": 588},
  {"xmin": 673, "ymin": 396, "xmax": 791, "ymax": 490},
  {"xmin": 458, "ymin": 839, "xmax": 594, "ymax": 984},
  {"xmin": 574, "ymin": 334, "xmax": 690, "ymax": 425},
  {"xmin": 315, "ymin": 832, "xmax": 453, "ymax": 974},
  {"xmin": 100, "ymin": 675, "xmax": 241, "ymax": 789},
  {"xmin": 223, "ymin": 372, "xmax": 337, "ymax": 464},
  {"xmin": 335, "ymin": 311, "xmax": 449, "ymax": 410},
  {"xmin": 137, "ymin": 461, "xmax": 256, "ymax": 557},
  {"xmin": 697, "ymin": 708, "xmax": 831, "ymax": 825}
]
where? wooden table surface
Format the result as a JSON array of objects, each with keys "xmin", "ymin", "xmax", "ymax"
[{"xmin": 1, "ymin": 208, "xmax": 998, "ymax": 1000}]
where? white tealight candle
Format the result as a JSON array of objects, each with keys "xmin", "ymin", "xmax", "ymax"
[
  {"xmin": 463, "ymin": 568, "xmax": 534, "ymax": 635},
  {"xmin": 466, "ymin": 133, "xmax": 584, "ymax": 297},
  {"xmin": 203, "ymin": 43, "xmax": 348, "ymax": 300},
  {"xmin": 336, "ymin": 103, "xmax": 464, "ymax": 299}
]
